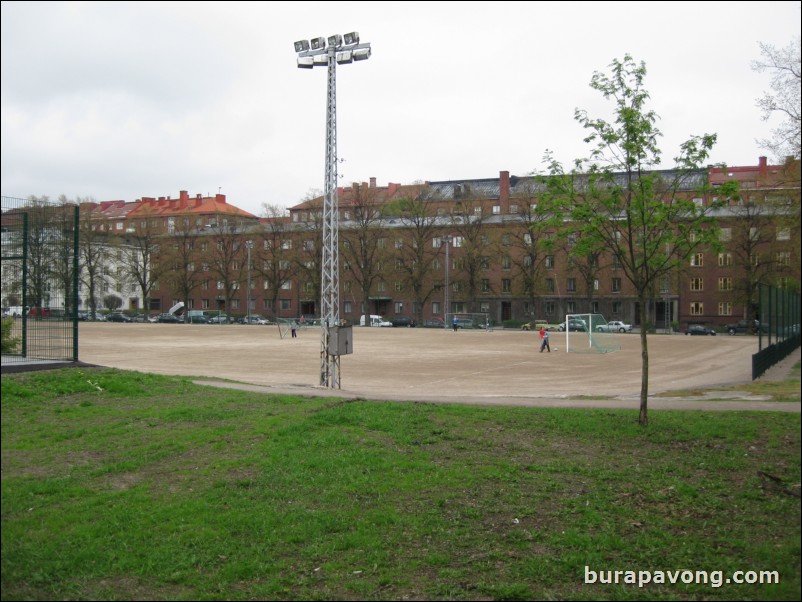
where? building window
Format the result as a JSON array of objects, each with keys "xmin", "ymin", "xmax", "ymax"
[
  {"xmin": 344, "ymin": 301, "xmax": 352, "ymax": 314},
  {"xmin": 566, "ymin": 301, "xmax": 576, "ymax": 314},
  {"xmin": 545, "ymin": 301, "xmax": 555, "ymax": 315},
  {"xmin": 280, "ymin": 299, "xmax": 291, "ymax": 311},
  {"xmin": 612, "ymin": 278, "xmax": 621, "ymax": 292},
  {"xmin": 281, "ymin": 281, "xmax": 292, "ymax": 290},
  {"xmin": 718, "ymin": 277, "xmax": 732, "ymax": 291},
  {"xmin": 592, "ymin": 301, "xmax": 599, "ymax": 314},
  {"xmin": 690, "ymin": 278, "xmax": 704, "ymax": 291},
  {"xmin": 690, "ymin": 302, "xmax": 704, "ymax": 316},
  {"xmin": 718, "ymin": 302, "xmax": 732, "ymax": 316},
  {"xmin": 566, "ymin": 278, "xmax": 576, "ymax": 292},
  {"xmin": 395, "ymin": 302, "xmax": 403, "ymax": 313},
  {"xmin": 612, "ymin": 301, "xmax": 622, "ymax": 315},
  {"xmin": 691, "ymin": 253, "xmax": 703, "ymax": 267},
  {"xmin": 546, "ymin": 278, "xmax": 554, "ymax": 292},
  {"xmin": 433, "ymin": 301, "xmax": 441, "ymax": 315},
  {"xmin": 719, "ymin": 228, "xmax": 731, "ymax": 241},
  {"xmin": 502, "ymin": 279, "xmax": 511, "ymax": 293},
  {"xmin": 481, "ymin": 279, "xmax": 490, "ymax": 292},
  {"xmin": 776, "ymin": 251, "xmax": 791, "ymax": 266},
  {"xmin": 777, "ymin": 228, "xmax": 791, "ymax": 241},
  {"xmin": 501, "ymin": 256, "xmax": 511, "ymax": 270},
  {"xmin": 545, "ymin": 255, "xmax": 555, "ymax": 269},
  {"xmin": 718, "ymin": 253, "xmax": 732, "ymax": 267},
  {"xmin": 395, "ymin": 281, "xmax": 403, "ymax": 292}
]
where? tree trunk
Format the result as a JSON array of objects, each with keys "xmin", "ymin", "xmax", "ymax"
[{"xmin": 638, "ymin": 295, "xmax": 650, "ymax": 426}]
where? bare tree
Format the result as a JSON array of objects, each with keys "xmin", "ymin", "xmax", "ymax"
[
  {"xmin": 257, "ymin": 204, "xmax": 297, "ymax": 319},
  {"xmin": 448, "ymin": 194, "xmax": 491, "ymax": 313},
  {"xmin": 385, "ymin": 186, "xmax": 443, "ymax": 324},
  {"xmin": 204, "ymin": 214, "xmax": 250, "ymax": 319},
  {"xmin": 76, "ymin": 198, "xmax": 110, "ymax": 319},
  {"xmin": 752, "ymin": 36, "xmax": 801, "ymax": 160},
  {"xmin": 340, "ymin": 184, "xmax": 388, "ymax": 320},
  {"xmin": 120, "ymin": 204, "xmax": 163, "ymax": 315},
  {"xmin": 159, "ymin": 218, "xmax": 203, "ymax": 317}
]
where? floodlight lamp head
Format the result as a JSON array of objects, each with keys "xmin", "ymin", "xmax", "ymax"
[
  {"xmin": 294, "ymin": 40, "xmax": 310, "ymax": 53},
  {"xmin": 328, "ymin": 34, "xmax": 342, "ymax": 48},
  {"xmin": 336, "ymin": 50, "xmax": 353, "ymax": 64},
  {"xmin": 310, "ymin": 36, "xmax": 326, "ymax": 50},
  {"xmin": 352, "ymin": 47, "xmax": 371, "ymax": 61},
  {"xmin": 297, "ymin": 56, "xmax": 314, "ymax": 69},
  {"xmin": 343, "ymin": 31, "xmax": 359, "ymax": 45}
]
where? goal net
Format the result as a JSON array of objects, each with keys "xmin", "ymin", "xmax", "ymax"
[
  {"xmin": 563, "ymin": 314, "xmax": 621, "ymax": 354},
  {"xmin": 448, "ymin": 312, "xmax": 493, "ymax": 330}
]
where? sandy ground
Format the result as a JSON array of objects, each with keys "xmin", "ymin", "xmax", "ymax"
[{"xmin": 70, "ymin": 322, "xmax": 800, "ymax": 412}]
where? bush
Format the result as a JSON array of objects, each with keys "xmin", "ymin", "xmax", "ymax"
[{"xmin": 1, "ymin": 318, "xmax": 20, "ymax": 354}]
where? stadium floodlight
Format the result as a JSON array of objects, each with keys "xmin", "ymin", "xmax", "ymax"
[
  {"xmin": 294, "ymin": 40, "xmax": 310, "ymax": 53},
  {"xmin": 352, "ymin": 47, "xmax": 371, "ymax": 61},
  {"xmin": 294, "ymin": 31, "xmax": 371, "ymax": 388}
]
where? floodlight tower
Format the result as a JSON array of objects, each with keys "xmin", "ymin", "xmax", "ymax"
[{"xmin": 294, "ymin": 32, "xmax": 371, "ymax": 388}]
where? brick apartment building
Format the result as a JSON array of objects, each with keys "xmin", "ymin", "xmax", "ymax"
[{"xmin": 17, "ymin": 156, "xmax": 794, "ymax": 331}]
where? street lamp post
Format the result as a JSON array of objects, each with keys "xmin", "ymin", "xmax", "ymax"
[
  {"xmin": 294, "ymin": 32, "xmax": 371, "ymax": 388},
  {"xmin": 442, "ymin": 235, "xmax": 452, "ymax": 329},
  {"xmin": 245, "ymin": 240, "xmax": 253, "ymax": 324}
]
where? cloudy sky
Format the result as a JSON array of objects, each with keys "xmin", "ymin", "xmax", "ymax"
[{"xmin": 2, "ymin": 1, "xmax": 800, "ymax": 216}]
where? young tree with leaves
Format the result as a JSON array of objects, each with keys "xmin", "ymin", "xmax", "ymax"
[{"xmin": 543, "ymin": 55, "xmax": 738, "ymax": 426}]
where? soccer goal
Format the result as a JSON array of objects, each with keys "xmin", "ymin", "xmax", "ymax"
[
  {"xmin": 564, "ymin": 314, "xmax": 622, "ymax": 354},
  {"xmin": 449, "ymin": 312, "xmax": 493, "ymax": 331}
]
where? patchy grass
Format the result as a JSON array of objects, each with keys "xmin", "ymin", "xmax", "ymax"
[
  {"xmin": 653, "ymin": 361, "xmax": 801, "ymax": 402},
  {"xmin": 2, "ymin": 367, "xmax": 800, "ymax": 600}
]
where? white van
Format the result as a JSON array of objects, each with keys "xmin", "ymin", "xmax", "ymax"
[{"xmin": 359, "ymin": 314, "xmax": 391, "ymax": 327}]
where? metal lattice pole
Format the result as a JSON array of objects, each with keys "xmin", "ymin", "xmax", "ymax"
[{"xmin": 321, "ymin": 47, "xmax": 340, "ymax": 387}]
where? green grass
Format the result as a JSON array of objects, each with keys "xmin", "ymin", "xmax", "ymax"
[{"xmin": 2, "ymin": 367, "xmax": 800, "ymax": 600}]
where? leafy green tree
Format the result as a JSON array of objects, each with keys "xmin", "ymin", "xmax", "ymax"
[{"xmin": 542, "ymin": 55, "xmax": 738, "ymax": 425}]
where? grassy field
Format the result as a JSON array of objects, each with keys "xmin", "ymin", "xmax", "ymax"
[{"xmin": 2, "ymin": 365, "xmax": 800, "ymax": 601}]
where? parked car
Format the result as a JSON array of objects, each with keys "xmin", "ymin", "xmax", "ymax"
[
  {"xmin": 686, "ymin": 324, "xmax": 716, "ymax": 336},
  {"xmin": 596, "ymin": 320, "xmax": 632, "ymax": 333},
  {"xmin": 391, "ymin": 316, "xmax": 416, "ymax": 327},
  {"xmin": 207, "ymin": 314, "xmax": 232, "ymax": 324},
  {"xmin": 240, "ymin": 314, "xmax": 270, "ymax": 325},
  {"xmin": 27, "ymin": 307, "xmax": 51, "ymax": 318},
  {"xmin": 725, "ymin": 319, "xmax": 767, "ymax": 335},
  {"xmin": 157, "ymin": 313, "xmax": 182, "ymax": 323},
  {"xmin": 106, "ymin": 312, "xmax": 132, "ymax": 323},
  {"xmin": 521, "ymin": 320, "xmax": 549, "ymax": 331},
  {"xmin": 558, "ymin": 319, "xmax": 587, "ymax": 332},
  {"xmin": 422, "ymin": 318, "xmax": 445, "ymax": 328}
]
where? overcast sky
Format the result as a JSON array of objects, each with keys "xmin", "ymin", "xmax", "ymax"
[{"xmin": 2, "ymin": 1, "xmax": 800, "ymax": 216}]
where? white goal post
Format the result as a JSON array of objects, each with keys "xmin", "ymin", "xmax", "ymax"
[{"xmin": 564, "ymin": 314, "xmax": 621, "ymax": 354}]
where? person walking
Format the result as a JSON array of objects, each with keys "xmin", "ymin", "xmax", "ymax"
[
  {"xmin": 452, "ymin": 315, "xmax": 459, "ymax": 332},
  {"xmin": 540, "ymin": 329, "xmax": 550, "ymax": 353},
  {"xmin": 539, "ymin": 325, "xmax": 545, "ymax": 342},
  {"xmin": 291, "ymin": 321, "xmax": 297, "ymax": 338}
]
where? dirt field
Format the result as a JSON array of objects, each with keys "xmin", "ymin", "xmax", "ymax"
[{"xmin": 71, "ymin": 322, "xmax": 788, "ymax": 410}]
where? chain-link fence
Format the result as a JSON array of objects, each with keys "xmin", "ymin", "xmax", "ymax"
[{"xmin": 1, "ymin": 195, "xmax": 79, "ymax": 367}]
